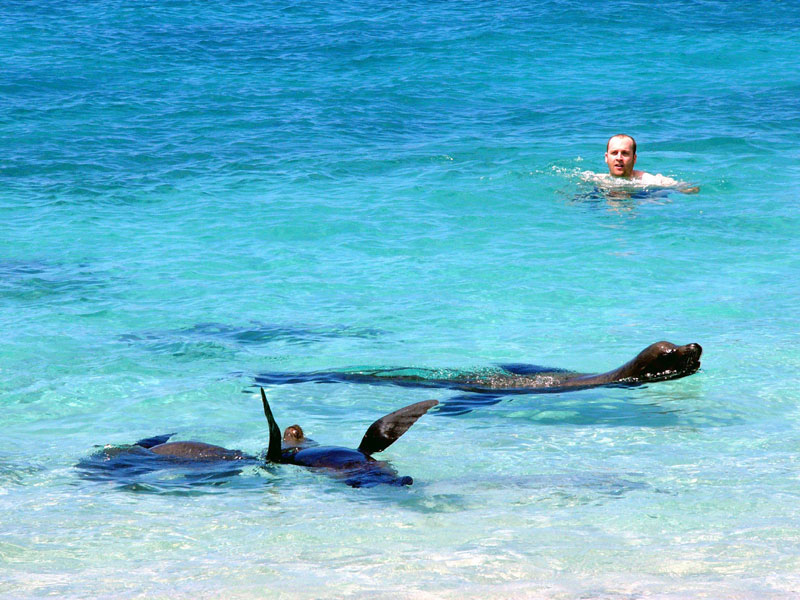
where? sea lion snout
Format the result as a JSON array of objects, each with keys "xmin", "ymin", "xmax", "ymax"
[
  {"xmin": 675, "ymin": 342, "xmax": 702, "ymax": 362},
  {"xmin": 683, "ymin": 342, "xmax": 702, "ymax": 357},
  {"xmin": 679, "ymin": 342, "xmax": 702, "ymax": 372}
]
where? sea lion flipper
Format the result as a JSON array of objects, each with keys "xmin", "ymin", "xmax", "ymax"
[
  {"xmin": 357, "ymin": 399, "xmax": 438, "ymax": 455},
  {"xmin": 261, "ymin": 388, "xmax": 282, "ymax": 462},
  {"xmin": 135, "ymin": 433, "xmax": 175, "ymax": 449}
]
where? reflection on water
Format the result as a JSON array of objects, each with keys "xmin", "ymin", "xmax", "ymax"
[
  {"xmin": 397, "ymin": 472, "xmax": 652, "ymax": 514},
  {"xmin": 571, "ymin": 183, "xmax": 675, "ymax": 211}
]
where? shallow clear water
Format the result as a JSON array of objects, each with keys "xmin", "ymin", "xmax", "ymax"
[{"xmin": 2, "ymin": 1, "xmax": 800, "ymax": 598}]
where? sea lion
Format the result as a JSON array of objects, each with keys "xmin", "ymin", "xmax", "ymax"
[
  {"xmin": 255, "ymin": 341, "xmax": 702, "ymax": 394},
  {"xmin": 97, "ymin": 432, "xmax": 254, "ymax": 461},
  {"xmin": 260, "ymin": 389, "xmax": 437, "ymax": 487},
  {"xmin": 75, "ymin": 432, "xmax": 258, "ymax": 488},
  {"xmin": 254, "ymin": 341, "xmax": 702, "ymax": 415}
]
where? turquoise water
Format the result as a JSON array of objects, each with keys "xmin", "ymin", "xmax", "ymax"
[{"xmin": 2, "ymin": 0, "xmax": 800, "ymax": 597}]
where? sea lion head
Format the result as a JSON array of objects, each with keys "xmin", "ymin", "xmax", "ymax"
[
  {"xmin": 283, "ymin": 424, "xmax": 305, "ymax": 446},
  {"xmin": 281, "ymin": 424, "xmax": 319, "ymax": 452},
  {"xmin": 626, "ymin": 341, "xmax": 702, "ymax": 382}
]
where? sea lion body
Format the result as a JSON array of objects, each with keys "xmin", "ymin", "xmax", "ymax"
[
  {"xmin": 287, "ymin": 446, "xmax": 368, "ymax": 469},
  {"xmin": 282, "ymin": 445, "xmax": 411, "ymax": 487},
  {"xmin": 148, "ymin": 441, "xmax": 252, "ymax": 461}
]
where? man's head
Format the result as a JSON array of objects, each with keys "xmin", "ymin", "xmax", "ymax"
[{"xmin": 605, "ymin": 134, "xmax": 637, "ymax": 178}]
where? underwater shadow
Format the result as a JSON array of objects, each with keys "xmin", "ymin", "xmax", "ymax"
[
  {"xmin": 0, "ymin": 259, "xmax": 109, "ymax": 303},
  {"xmin": 117, "ymin": 322, "xmax": 385, "ymax": 360}
]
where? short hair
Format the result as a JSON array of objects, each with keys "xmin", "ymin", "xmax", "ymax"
[{"xmin": 607, "ymin": 134, "xmax": 637, "ymax": 155}]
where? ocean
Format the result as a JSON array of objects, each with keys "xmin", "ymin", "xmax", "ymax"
[{"xmin": 2, "ymin": 1, "xmax": 799, "ymax": 598}]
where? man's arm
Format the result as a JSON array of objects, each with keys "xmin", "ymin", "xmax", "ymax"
[{"xmin": 640, "ymin": 172, "xmax": 699, "ymax": 193}]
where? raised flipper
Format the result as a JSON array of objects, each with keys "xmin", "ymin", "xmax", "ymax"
[
  {"xmin": 357, "ymin": 399, "xmax": 438, "ymax": 456},
  {"xmin": 135, "ymin": 433, "xmax": 175, "ymax": 449},
  {"xmin": 261, "ymin": 388, "xmax": 282, "ymax": 462}
]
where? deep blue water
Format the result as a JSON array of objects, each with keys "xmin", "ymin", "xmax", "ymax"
[{"xmin": 2, "ymin": 1, "xmax": 800, "ymax": 598}]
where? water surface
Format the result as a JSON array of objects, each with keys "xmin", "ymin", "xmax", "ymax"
[{"xmin": 2, "ymin": 1, "xmax": 800, "ymax": 598}]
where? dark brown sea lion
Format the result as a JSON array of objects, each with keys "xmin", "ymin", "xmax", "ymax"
[
  {"xmin": 255, "ymin": 341, "xmax": 702, "ymax": 393},
  {"xmin": 254, "ymin": 341, "xmax": 701, "ymax": 415},
  {"xmin": 260, "ymin": 389, "xmax": 437, "ymax": 487},
  {"xmin": 75, "ymin": 432, "xmax": 258, "ymax": 488}
]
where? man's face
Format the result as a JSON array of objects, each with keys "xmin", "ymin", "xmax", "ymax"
[{"xmin": 605, "ymin": 137, "xmax": 637, "ymax": 178}]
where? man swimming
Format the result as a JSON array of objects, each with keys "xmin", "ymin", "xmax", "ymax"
[{"xmin": 604, "ymin": 134, "xmax": 699, "ymax": 193}]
